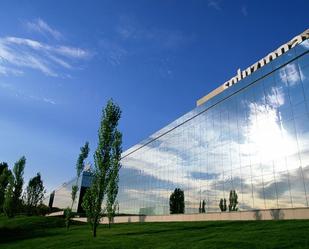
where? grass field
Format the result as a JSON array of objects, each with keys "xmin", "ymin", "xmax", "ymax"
[{"xmin": 1, "ymin": 215, "xmax": 309, "ymax": 249}]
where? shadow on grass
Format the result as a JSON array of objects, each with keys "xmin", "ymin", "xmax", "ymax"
[
  {"xmin": 0, "ymin": 227, "xmax": 62, "ymax": 243},
  {"xmin": 116, "ymin": 221, "xmax": 235, "ymax": 236},
  {"xmin": 0, "ymin": 216, "xmax": 83, "ymax": 244}
]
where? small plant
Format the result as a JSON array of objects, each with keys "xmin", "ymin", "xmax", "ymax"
[{"xmin": 64, "ymin": 207, "xmax": 74, "ymax": 230}]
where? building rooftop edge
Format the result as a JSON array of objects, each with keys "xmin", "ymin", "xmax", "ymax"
[{"xmin": 196, "ymin": 28, "xmax": 309, "ymax": 107}]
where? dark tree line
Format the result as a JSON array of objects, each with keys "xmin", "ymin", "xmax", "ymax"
[
  {"xmin": 0, "ymin": 162, "xmax": 11, "ymax": 212},
  {"xmin": 0, "ymin": 99, "xmax": 124, "ymax": 239},
  {"xmin": 0, "ymin": 157, "xmax": 46, "ymax": 217}
]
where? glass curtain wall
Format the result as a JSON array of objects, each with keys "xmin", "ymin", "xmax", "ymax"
[{"xmin": 118, "ymin": 40, "xmax": 309, "ymax": 215}]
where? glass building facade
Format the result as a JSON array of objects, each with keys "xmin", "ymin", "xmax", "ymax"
[
  {"xmin": 117, "ymin": 38, "xmax": 309, "ymax": 216},
  {"xmin": 45, "ymin": 171, "xmax": 93, "ymax": 213}
]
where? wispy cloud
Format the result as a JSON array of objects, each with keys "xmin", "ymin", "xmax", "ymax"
[
  {"xmin": 0, "ymin": 18, "xmax": 92, "ymax": 77},
  {"xmin": 0, "ymin": 65, "xmax": 23, "ymax": 76},
  {"xmin": 207, "ymin": 0, "xmax": 222, "ymax": 11},
  {"xmin": 116, "ymin": 25, "xmax": 193, "ymax": 50},
  {"xmin": 36, "ymin": 96, "xmax": 56, "ymax": 105},
  {"xmin": 0, "ymin": 82, "xmax": 56, "ymax": 105},
  {"xmin": 96, "ymin": 15, "xmax": 194, "ymax": 68},
  {"xmin": 25, "ymin": 18, "xmax": 63, "ymax": 40},
  {"xmin": 241, "ymin": 5, "xmax": 248, "ymax": 16},
  {"xmin": 103, "ymin": 15, "xmax": 194, "ymax": 68},
  {"xmin": 0, "ymin": 36, "xmax": 91, "ymax": 77},
  {"xmin": 55, "ymin": 46, "xmax": 90, "ymax": 59},
  {"xmin": 99, "ymin": 39, "xmax": 127, "ymax": 66}
]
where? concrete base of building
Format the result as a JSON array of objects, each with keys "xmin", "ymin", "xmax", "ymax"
[{"xmin": 72, "ymin": 207, "xmax": 309, "ymax": 224}]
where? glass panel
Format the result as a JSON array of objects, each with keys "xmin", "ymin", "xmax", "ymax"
[
  {"xmin": 263, "ymin": 174, "xmax": 278, "ymax": 209},
  {"xmin": 275, "ymin": 170, "xmax": 293, "ymax": 209},
  {"xmin": 300, "ymin": 65, "xmax": 309, "ymax": 99},
  {"xmin": 289, "ymin": 167, "xmax": 308, "ymax": 208}
]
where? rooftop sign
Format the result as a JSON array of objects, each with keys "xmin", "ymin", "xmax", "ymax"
[{"xmin": 197, "ymin": 29, "xmax": 309, "ymax": 106}]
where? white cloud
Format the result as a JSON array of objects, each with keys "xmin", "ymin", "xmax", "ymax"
[
  {"xmin": 28, "ymin": 95, "xmax": 57, "ymax": 105},
  {"xmin": 55, "ymin": 46, "xmax": 90, "ymax": 59},
  {"xmin": 99, "ymin": 15, "xmax": 195, "ymax": 67},
  {"xmin": 25, "ymin": 18, "xmax": 63, "ymax": 40},
  {"xmin": 3, "ymin": 36, "xmax": 90, "ymax": 59},
  {"xmin": 99, "ymin": 39, "xmax": 127, "ymax": 66},
  {"xmin": 208, "ymin": 0, "xmax": 221, "ymax": 10},
  {"xmin": 115, "ymin": 15, "xmax": 194, "ymax": 51},
  {"xmin": 246, "ymin": 101, "xmax": 293, "ymax": 161},
  {"xmin": 43, "ymin": 98, "xmax": 56, "ymax": 105},
  {"xmin": 0, "ymin": 82, "xmax": 56, "ymax": 105},
  {"xmin": 47, "ymin": 54, "xmax": 72, "ymax": 69},
  {"xmin": 301, "ymin": 40, "xmax": 309, "ymax": 49},
  {"xmin": 266, "ymin": 86, "xmax": 285, "ymax": 107},
  {"xmin": 42, "ymin": 97, "xmax": 56, "ymax": 105},
  {"xmin": 241, "ymin": 5, "xmax": 248, "ymax": 16},
  {"xmin": 0, "ymin": 82, "xmax": 15, "ymax": 90},
  {"xmin": 117, "ymin": 26, "xmax": 192, "ymax": 50},
  {"xmin": 0, "ymin": 36, "xmax": 90, "ymax": 77},
  {"xmin": 279, "ymin": 63, "xmax": 303, "ymax": 86},
  {"xmin": 0, "ymin": 18, "xmax": 91, "ymax": 77},
  {"xmin": 0, "ymin": 65, "xmax": 23, "ymax": 76}
]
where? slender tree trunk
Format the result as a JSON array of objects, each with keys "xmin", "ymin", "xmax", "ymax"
[{"xmin": 93, "ymin": 223, "xmax": 97, "ymax": 237}]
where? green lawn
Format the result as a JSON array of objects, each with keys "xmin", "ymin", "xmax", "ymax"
[{"xmin": 0, "ymin": 215, "xmax": 309, "ymax": 249}]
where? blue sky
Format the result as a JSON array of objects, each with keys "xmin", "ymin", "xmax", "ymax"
[{"xmin": 0, "ymin": 0, "xmax": 308, "ymax": 192}]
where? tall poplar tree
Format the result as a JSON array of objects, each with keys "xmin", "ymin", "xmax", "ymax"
[
  {"xmin": 24, "ymin": 173, "xmax": 45, "ymax": 214},
  {"xmin": 106, "ymin": 130, "xmax": 122, "ymax": 228},
  {"xmin": 0, "ymin": 162, "xmax": 11, "ymax": 212},
  {"xmin": 3, "ymin": 156, "xmax": 26, "ymax": 217},
  {"xmin": 82, "ymin": 99, "xmax": 122, "ymax": 237},
  {"xmin": 3, "ymin": 174, "xmax": 14, "ymax": 217}
]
